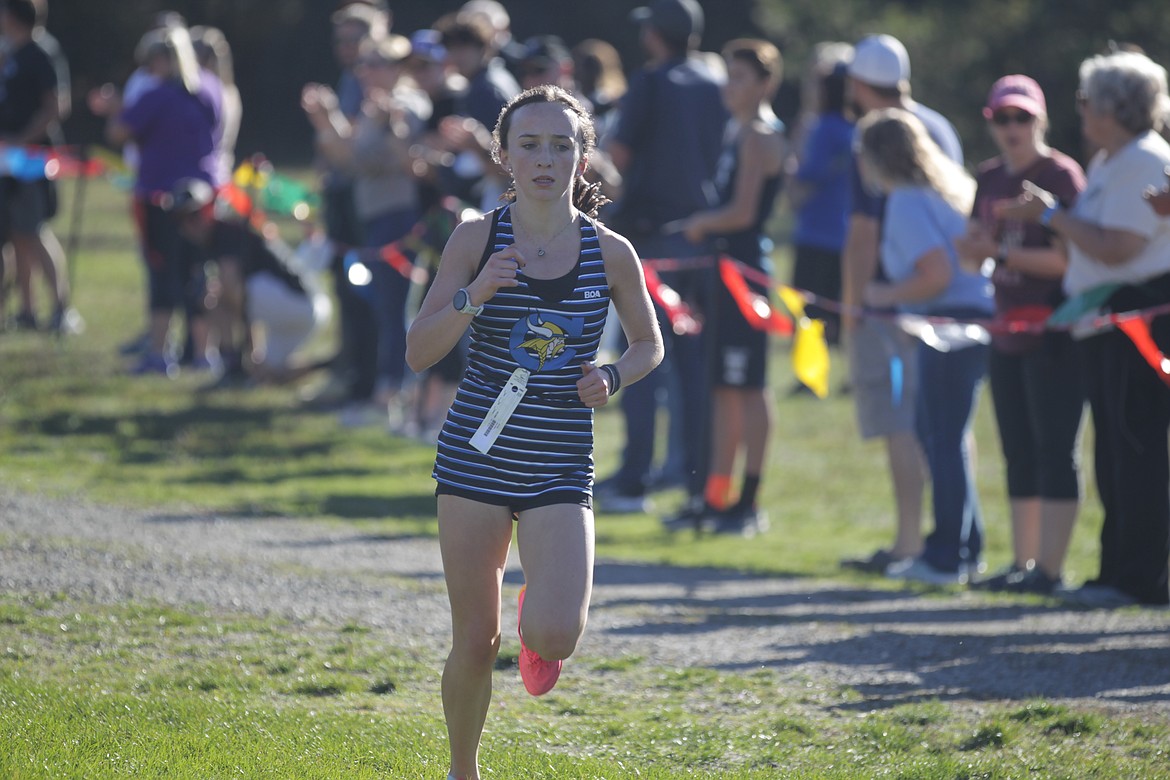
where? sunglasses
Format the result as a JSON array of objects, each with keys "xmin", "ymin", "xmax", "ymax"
[{"xmin": 991, "ymin": 111, "xmax": 1035, "ymax": 126}]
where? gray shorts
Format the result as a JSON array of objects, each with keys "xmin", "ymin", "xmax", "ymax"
[{"xmin": 848, "ymin": 317, "xmax": 919, "ymax": 439}]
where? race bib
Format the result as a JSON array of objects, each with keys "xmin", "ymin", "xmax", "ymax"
[{"xmin": 470, "ymin": 368, "xmax": 530, "ymax": 454}]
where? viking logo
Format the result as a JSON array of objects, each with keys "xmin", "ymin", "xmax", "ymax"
[{"xmin": 510, "ymin": 310, "xmax": 584, "ymax": 372}]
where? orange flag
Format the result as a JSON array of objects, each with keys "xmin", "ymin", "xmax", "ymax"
[
  {"xmin": 1115, "ymin": 316, "xmax": 1170, "ymax": 388},
  {"xmin": 717, "ymin": 257, "xmax": 793, "ymax": 336}
]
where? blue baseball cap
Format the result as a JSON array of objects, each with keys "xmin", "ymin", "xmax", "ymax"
[{"xmin": 409, "ymin": 29, "xmax": 447, "ymax": 63}]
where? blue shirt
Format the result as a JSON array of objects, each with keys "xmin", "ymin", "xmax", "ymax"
[
  {"xmin": 851, "ymin": 101, "xmax": 963, "ymax": 222},
  {"xmin": 793, "ymin": 111, "xmax": 854, "ymax": 251},
  {"xmin": 881, "ymin": 186, "xmax": 993, "ymax": 315},
  {"xmin": 460, "ymin": 58, "xmax": 519, "ymax": 130},
  {"xmin": 851, "ymin": 101, "xmax": 963, "ymax": 284},
  {"xmin": 612, "ymin": 55, "xmax": 728, "ymax": 233}
]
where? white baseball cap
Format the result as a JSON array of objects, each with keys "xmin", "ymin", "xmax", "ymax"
[{"xmin": 848, "ymin": 34, "xmax": 910, "ymax": 88}]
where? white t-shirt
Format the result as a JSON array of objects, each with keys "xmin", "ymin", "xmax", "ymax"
[{"xmin": 1064, "ymin": 130, "xmax": 1170, "ymax": 295}]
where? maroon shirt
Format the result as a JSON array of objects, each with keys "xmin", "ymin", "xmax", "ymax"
[{"xmin": 971, "ymin": 150, "xmax": 1085, "ymax": 353}]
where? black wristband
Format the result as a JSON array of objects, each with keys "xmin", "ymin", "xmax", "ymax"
[{"xmin": 600, "ymin": 363, "xmax": 621, "ymax": 394}]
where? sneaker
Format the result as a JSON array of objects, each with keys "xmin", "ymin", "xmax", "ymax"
[
  {"xmin": 1003, "ymin": 567, "xmax": 1062, "ymax": 595},
  {"xmin": 130, "ymin": 352, "xmax": 177, "ymax": 377},
  {"xmin": 595, "ymin": 481, "xmax": 651, "ymax": 514},
  {"xmin": 12, "ymin": 311, "xmax": 37, "ymax": 331},
  {"xmin": 970, "ymin": 562, "xmax": 1029, "ymax": 592},
  {"xmin": 645, "ymin": 467, "xmax": 686, "ymax": 492},
  {"xmin": 840, "ymin": 548, "xmax": 904, "ymax": 574},
  {"xmin": 886, "ymin": 557, "xmax": 965, "ymax": 586},
  {"xmin": 1058, "ymin": 583, "xmax": 1139, "ymax": 609},
  {"xmin": 711, "ymin": 505, "xmax": 770, "ymax": 537},
  {"xmin": 516, "ymin": 585, "xmax": 561, "ymax": 696},
  {"xmin": 660, "ymin": 496, "xmax": 710, "ymax": 532},
  {"xmin": 48, "ymin": 306, "xmax": 85, "ymax": 335},
  {"xmin": 189, "ymin": 354, "xmax": 222, "ymax": 374},
  {"xmin": 118, "ymin": 331, "xmax": 150, "ymax": 356}
]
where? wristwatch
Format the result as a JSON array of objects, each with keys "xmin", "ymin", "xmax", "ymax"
[{"xmin": 453, "ymin": 288, "xmax": 483, "ymax": 316}]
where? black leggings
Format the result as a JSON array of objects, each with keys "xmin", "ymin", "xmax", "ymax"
[{"xmin": 988, "ymin": 332, "xmax": 1085, "ymax": 500}]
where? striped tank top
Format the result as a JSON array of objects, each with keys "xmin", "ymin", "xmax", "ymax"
[{"xmin": 433, "ymin": 205, "xmax": 611, "ymax": 501}]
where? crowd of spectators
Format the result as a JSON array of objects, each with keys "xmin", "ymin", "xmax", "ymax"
[{"xmin": 5, "ymin": 0, "xmax": 1170, "ymax": 607}]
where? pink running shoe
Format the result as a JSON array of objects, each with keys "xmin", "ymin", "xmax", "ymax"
[{"xmin": 517, "ymin": 585, "xmax": 562, "ymax": 696}]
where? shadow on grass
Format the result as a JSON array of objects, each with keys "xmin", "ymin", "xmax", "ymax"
[
  {"xmin": 321, "ymin": 492, "xmax": 436, "ymax": 520},
  {"xmin": 144, "ymin": 492, "xmax": 436, "ymax": 523},
  {"xmin": 28, "ymin": 404, "xmax": 281, "ymax": 441},
  {"xmin": 813, "ymin": 628, "xmax": 1170, "ymax": 708},
  {"xmin": 580, "ymin": 561, "xmax": 1170, "ymax": 708}
]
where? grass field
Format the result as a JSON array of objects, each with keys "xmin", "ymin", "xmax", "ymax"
[{"xmin": 2, "ymin": 173, "xmax": 1165, "ymax": 779}]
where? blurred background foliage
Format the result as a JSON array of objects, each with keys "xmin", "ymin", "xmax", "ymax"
[{"xmin": 47, "ymin": 0, "xmax": 1170, "ymax": 167}]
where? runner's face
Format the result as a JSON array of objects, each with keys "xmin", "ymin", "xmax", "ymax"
[{"xmin": 500, "ymin": 102, "xmax": 583, "ymax": 202}]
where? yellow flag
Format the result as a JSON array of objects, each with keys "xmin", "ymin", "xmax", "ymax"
[
  {"xmin": 777, "ymin": 284, "xmax": 807, "ymax": 319},
  {"xmin": 777, "ymin": 285, "xmax": 830, "ymax": 398},
  {"xmin": 792, "ymin": 317, "xmax": 831, "ymax": 398},
  {"xmin": 233, "ymin": 161, "xmax": 256, "ymax": 188},
  {"xmin": 233, "ymin": 161, "xmax": 269, "ymax": 189}
]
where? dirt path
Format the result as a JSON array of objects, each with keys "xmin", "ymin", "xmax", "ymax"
[{"xmin": 3, "ymin": 489, "xmax": 1168, "ymax": 717}]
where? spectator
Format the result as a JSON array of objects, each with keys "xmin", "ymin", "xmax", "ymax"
[
  {"xmin": 403, "ymin": 27, "xmax": 471, "ymax": 441},
  {"xmin": 857, "ymin": 107, "xmax": 994, "ymax": 585},
  {"xmin": 299, "ymin": 3, "xmax": 387, "ymax": 410},
  {"xmin": 788, "ymin": 45, "xmax": 854, "ymax": 355},
  {"xmin": 29, "ymin": 0, "xmax": 68, "ymax": 133},
  {"xmin": 170, "ymin": 178, "xmax": 331, "ymax": 387},
  {"xmin": 837, "ymin": 34, "xmax": 964, "ymax": 575},
  {"xmin": 571, "ymin": 38, "xmax": 626, "ymax": 142},
  {"xmin": 304, "ymin": 33, "xmax": 431, "ymax": 425},
  {"xmin": 998, "ymin": 49, "xmax": 1170, "ymax": 607},
  {"xmin": 0, "ymin": 0, "xmax": 77, "ymax": 333},
  {"xmin": 955, "ymin": 75, "xmax": 1087, "ymax": 595},
  {"xmin": 458, "ymin": 0, "xmax": 525, "ymax": 79},
  {"xmin": 191, "ymin": 25, "xmax": 241, "ymax": 187},
  {"xmin": 436, "ymin": 12, "xmax": 519, "ymax": 213},
  {"xmin": 516, "ymin": 35, "xmax": 574, "ymax": 93},
  {"xmin": 1145, "ymin": 166, "xmax": 1170, "ymax": 215},
  {"xmin": 678, "ymin": 38, "xmax": 786, "ymax": 536},
  {"xmin": 596, "ymin": 0, "xmax": 728, "ymax": 519},
  {"xmin": 88, "ymin": 23, "xmax": 221, "ymax": 376}
]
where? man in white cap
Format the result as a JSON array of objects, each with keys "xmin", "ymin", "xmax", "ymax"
[{"xmin": 838, "ymin": 33, "xmax": 965, "ymax": 580}]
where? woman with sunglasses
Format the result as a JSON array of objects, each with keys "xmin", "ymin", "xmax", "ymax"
[
  {"xmin": 998, "ymin": 50, "xmax": 1170, "ymax": 608},
  {"xmin": 955, "ymin": 75, "xmax": 1087, "ymax": 595}
]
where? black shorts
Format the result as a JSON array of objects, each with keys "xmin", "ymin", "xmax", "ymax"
[
  {"xmin": 134, "ymin": 197, "xmax": 204, "ymax": 313},
  {"xmin": 1, "ymin": 176, "xmax": 56, "ymax": 235},
  {"xmin": 436, "ymin": 483, "xmax": 593, "ymax": 517},
  {"xmin": 711, "ymin": 270, "xmax": 769, "ymax": 388}
]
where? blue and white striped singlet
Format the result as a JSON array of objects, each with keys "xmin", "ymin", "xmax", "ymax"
[{"xmin": 433, "ymin": 205, "xmax": 611, "ymax": 505}]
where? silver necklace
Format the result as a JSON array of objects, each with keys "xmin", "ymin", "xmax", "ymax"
[{"xmin": 514, "ymin": 210, "xmax": 578, "ymax": 256}]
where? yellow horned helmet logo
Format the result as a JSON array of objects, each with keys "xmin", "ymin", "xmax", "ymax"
[{"xmin": 518, "ymin": 314, "xmax": 567, "ymax": 371}]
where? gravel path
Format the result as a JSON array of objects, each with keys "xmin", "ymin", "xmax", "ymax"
[{"xmin": 3, "ymin": 489, "xmax": 1169, "ymax": 717}]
